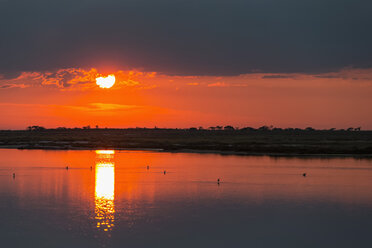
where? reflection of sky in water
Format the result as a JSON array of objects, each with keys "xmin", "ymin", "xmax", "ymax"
[
  {"xmin": 1, "ymin": 149, "xmax": 372, "ymax": 247},
  {"xmin": 95, "ymin": 151, "xmax": 115, "ymax": 232}
]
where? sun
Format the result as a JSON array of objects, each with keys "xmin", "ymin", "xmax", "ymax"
[{"xmin": 96, "ymin": 75, "xmax": 116, "ymax": 88}]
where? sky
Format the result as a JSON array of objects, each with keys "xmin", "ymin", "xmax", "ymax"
[{"xmin": 1, "ymin": 0, "xmax": 372, "ymax": 129}]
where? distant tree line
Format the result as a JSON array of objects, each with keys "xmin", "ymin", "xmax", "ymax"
[
  {"xmin": 189, "ymin": 125, "xmax": 362, "ymax": 132},
  {"xmin": 26, "ymin": 125, "xmax": 363, "ymax": 132}
]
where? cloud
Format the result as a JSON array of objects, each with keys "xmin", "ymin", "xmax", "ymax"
[
  {"xmin": 207, "ymin": 82, "xmax": 228, "ymax": 87},
  {"xmin": 1, "ymin": 0, "xmax": 372, "ymax": 76},
  {"xmin": 2, "ymin": 67, "xmax": 372, "ymax": 92},
  {"xmin": 312, "ymin": 68, "xmax": 372, "ymax": 81},
  {"xmin": 313, "ymin": 75, "xmax": 341, "ymax": 79},
  {"xmin": 40, "ymin": 68, "xmax": 98, "ymax": 88},
  {"xmin": 261, "ymin": 75, "xmax": 295, "ymax": 79},
  {"xmin": 75, "ymin": 103, "xmax": 140, "ymax": 112},
  {"xmin": 0, "ymin": 83, "xmax": 29, "ymax": 89},
  {"xmin": 0, "ymin": 68, "xmax": 148, "ymax": 90}
]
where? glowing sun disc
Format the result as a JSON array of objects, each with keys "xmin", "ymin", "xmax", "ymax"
[{"xmin": 96, "ymin": 75, "xmax": 116, "ymax": 88}]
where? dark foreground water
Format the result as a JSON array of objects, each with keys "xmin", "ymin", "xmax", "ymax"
[{"xmin": 1, "ymin": 149, "xmax": 372, "ymax": 248}]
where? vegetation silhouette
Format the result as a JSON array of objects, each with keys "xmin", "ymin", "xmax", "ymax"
[{"xmin": 0, "ymin": 126, "xmax": 371, "ymax": 156}]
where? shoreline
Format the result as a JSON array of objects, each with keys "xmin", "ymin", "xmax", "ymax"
[
  {"xmin": 1, "ymin": 129, "xmax": 372, "ymax": 159},
  {"xmin": 1, "ymin": 146, "xmax": 371, "ymax": 159}
]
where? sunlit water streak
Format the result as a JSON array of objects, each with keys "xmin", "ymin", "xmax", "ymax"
[{"xmin": 95, "ymin": 151, "xmax": 115, "ymax": 232}]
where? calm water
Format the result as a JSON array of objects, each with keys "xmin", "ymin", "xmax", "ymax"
[{"xmin": 1, "ymin": 149, "xmax": 372, "ymax": 248}]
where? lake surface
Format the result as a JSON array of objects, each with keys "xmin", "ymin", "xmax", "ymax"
[{"xmin": 1, "ymin": 149, "xmax": 372, "ymax": 248}]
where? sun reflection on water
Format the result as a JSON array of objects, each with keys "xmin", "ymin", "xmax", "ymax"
[{"xmin": 95, "ymin": 150, "xmax": 115, "ymax": 232}]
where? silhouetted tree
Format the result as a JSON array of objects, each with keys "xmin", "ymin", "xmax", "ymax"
[
  {"xmin": 258, "ymin": 126, "xmax": 270, "ymax": 131},
  {"xmin": 27, "ymin": 126, "xmax": 46, "ymax": 131},
  {"xmin": 224, "ymin": 125, "xmax": 235, "ymax": 131},
  {"xmin": 241, "ymin": 127, "xmax": 255, "ymax": 131}
]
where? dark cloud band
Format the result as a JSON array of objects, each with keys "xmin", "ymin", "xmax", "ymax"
[{"xmin": 1, "ymin": 0, "xmax": 371, "ymax": 76}]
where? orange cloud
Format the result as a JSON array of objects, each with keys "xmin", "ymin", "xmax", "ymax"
[
  {"xmin": 0, "ymin": 68, "xmax": 152, "ymax": 91},
  {"xmin": 66, "ymin": 103, "xmax": 140, "ymax": 112},
  {"xmin": 0, "ymin": 83, "xmax": 29, "ymax": 89},
  {"xmin": 207, "ymin": 82, "xmax": 228, "ymax": 87},
  {"xmin": 2, "ymin": 67, "xmax": 372, "ymax": 92}
]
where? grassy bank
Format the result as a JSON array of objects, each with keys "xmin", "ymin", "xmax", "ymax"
[{"xmin": 1, "ymin": 128, "xmax": 372, "ymax": 156}]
